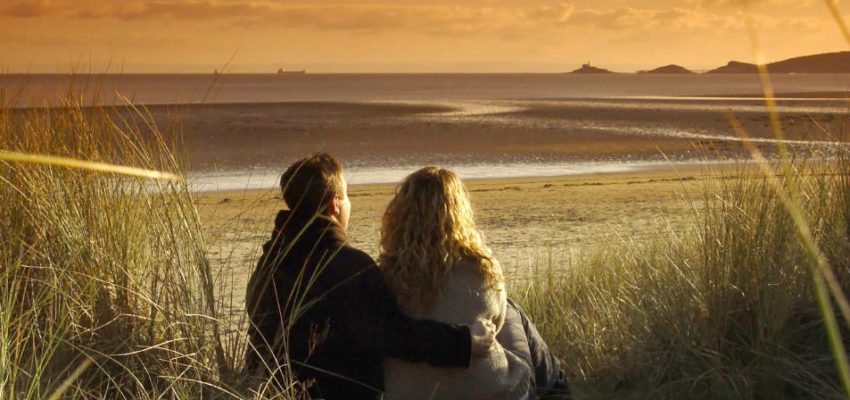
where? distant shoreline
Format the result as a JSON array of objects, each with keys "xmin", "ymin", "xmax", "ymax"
[
  {"xmin": 188, "ymin": 160, "xmax": 722, "ymax": 193},
  {"xmin": 687, "ymin": 91, "xmax": 850, "ymax": 99},
  {"xmin": 7, "ymin": 52, "xmax": 850, "ymax": 75}
]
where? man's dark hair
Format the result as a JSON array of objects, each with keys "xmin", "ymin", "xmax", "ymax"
[{"xmin": 280, "ymin": 153, "xmax": 344, "ymax": 216}]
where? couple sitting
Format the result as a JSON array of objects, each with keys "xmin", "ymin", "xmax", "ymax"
[{"xmin": 245, "ymin": 153, "xmax": 568, "ymax": 399}]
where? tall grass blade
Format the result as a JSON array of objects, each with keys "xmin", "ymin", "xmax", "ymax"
[
  {"xmin": 824, "ymin": 0, "xmax": 850, "ymax": 45},
  {"xmin": 0, "ymin": 150, "xmax": 182, "ymax": 181},
  {"xmin": 743, "ymin": 13, "xmax": 850, "ymax": 396},
  {"xmin": 46, "ymin": 358, "xmax": 93, "ymax": 400}
]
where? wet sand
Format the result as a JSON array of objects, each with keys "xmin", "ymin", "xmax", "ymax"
[{"xmin": 139, "ymin": 98, "xmax": 845, "ymax": 172}]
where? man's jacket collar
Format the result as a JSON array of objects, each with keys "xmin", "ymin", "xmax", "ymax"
[{"xmin": 270, "ymin": 209, "xmax": 347, "ymax": 249}]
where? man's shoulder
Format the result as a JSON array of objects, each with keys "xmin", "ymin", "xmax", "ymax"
[
  {"xmin": 332, "ymin": 244, "xmax": 377, "ymax": 270},
  {"xmin": 318, "ymin": 244, "xmax": 385, "ymax": 296}
]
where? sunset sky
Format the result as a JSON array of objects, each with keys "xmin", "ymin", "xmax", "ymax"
[{"xmin": 0, "ymin": 0, "xmax": 847, "ymax": 73}]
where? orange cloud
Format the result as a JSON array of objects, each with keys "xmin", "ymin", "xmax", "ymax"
[
  {"xmin": 0, "ymin": 0, "xmax": 65, "ymax": 17},
  {"xmin": 691, "ymin": 0, "xmax": 816, "ymax": 8},
  {"xmin": 1, "ymin": 1, "xmax": 558, "ymax": 36},
  {"xmin": 524, "ymin": 3, "xmax": 575, "ymax": 23},
  {"xmin": 559, "ymin": 6, "xmax": 823, "ymax": 33},
  {"xmin": 0, "ymin": 0, "xmax": 829, "ymax": 39}
]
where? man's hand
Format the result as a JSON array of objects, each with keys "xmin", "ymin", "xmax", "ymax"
[{"xmin": 470, "ymin": 319, "xmax": 496, "ymax": 357}]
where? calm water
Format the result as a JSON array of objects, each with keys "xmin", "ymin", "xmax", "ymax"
[{"xmin": 3, "ymin": 73, "xmax": 850, "ymax": 105}]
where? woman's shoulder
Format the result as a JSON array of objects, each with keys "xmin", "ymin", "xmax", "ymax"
[
  {"xmin": 452, "ymin": 256, "xmax": 488, "ymax": 274},
  {"xmin": 429, "ymin": 256, "xmax": 506, "ymax": 324},
  {"xmin": 450, "ymin": 256, "xmax": 504, "ymax": 290},
  {"xmin": 455, "ymin": 253, "xmax": 499, "ymax": 268},
  {"xmin": 453, "ymin": 255, "xmax": 501, "ymax": 274}
]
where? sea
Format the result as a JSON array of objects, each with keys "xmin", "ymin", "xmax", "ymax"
[
  {"xmin": 4, "ymin": 73, "xmax": 849, "ymax": 104},
  {"xmin": 3, "ymin": 73, "xmax": 849, "ymax": 190}
]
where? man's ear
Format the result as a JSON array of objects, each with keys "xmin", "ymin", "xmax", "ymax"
[{"xmin": 326, "ymin": 194, "xmax": 340, "ymax": 216}]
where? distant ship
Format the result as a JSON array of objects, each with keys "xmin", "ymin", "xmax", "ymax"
[{"xmin": 277, "ymin": 68, "xmax": 306, "ymax": 75}]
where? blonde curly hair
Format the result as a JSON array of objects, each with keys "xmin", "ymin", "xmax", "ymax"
[{"xmin": 379, "ymin": 167, "xmax": 503, "ymax": 312}]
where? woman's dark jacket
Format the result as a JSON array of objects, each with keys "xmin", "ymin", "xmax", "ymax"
[{"xmin": 245, "ymin": 210, "xmax": 472, "ymax": 399}]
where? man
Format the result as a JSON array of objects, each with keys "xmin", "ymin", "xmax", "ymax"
[
  {"xmin": 245, "ymin": 153, "xmax": 496, "ymax": 399},
  {"xmin": 499, "ymin": 299, "xmax": 570, "ymax": 399}
]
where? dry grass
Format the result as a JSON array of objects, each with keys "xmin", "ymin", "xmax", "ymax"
[
  {"xmin": 512, "ymin": 159, "xmax": 850, "ymax": 399},
  {"xmin": 0, "ymin": 97, "xmax": 247, "ymax": 398}
]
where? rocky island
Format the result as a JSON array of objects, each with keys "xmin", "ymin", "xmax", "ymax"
[
  {"xmin": 569, "ymin": 63, "xmax": 614, "ymax": 74},
  {"xmin": 639, "ymin": 64, "xmax": 693, "ymax": 74}
]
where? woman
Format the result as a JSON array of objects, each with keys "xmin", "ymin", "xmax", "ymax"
[{"xmin": 379, "ymin": 167, "xmax": 533, "ymax": 400}]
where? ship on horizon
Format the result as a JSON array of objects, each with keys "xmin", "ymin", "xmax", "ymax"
[{"xmin": 277, "ymin": 68, "xmax": 306, "ymax": 75}]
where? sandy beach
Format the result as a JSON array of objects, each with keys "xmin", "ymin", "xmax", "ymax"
[{"xmin": 196, "ymin": 163, "xmax": 733, "ymax": 311}]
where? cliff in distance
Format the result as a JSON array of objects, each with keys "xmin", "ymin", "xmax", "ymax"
[{"xmin": 707, "ymin": 51, "xmax": 850, "ymax": 74}]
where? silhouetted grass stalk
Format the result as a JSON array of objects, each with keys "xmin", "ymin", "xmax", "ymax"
[
  {"xmin": 825, "ymin": 0, "xmax": 850, "ymax": 44},
  {"xmin": 749, "ymin": 8, "xmax": 850, "ymax": 394}
]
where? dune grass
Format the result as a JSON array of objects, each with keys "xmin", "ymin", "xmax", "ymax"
[
  {"xmin": 511, "ymin": 158, "xmax": 850, "ymax": 399},
  {"xmin": 0, "ymin": 99, "xmax": 243, "ymax": 398}
]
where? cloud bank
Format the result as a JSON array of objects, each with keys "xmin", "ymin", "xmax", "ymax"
[{"xmin": 0, "ymin": 0, "xmax": 827, "ymax": 37}]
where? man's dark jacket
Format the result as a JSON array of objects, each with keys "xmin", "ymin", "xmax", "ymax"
[{"xmin": 245, "ymin": 210, "xmax": 472, "ymax": 399}]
